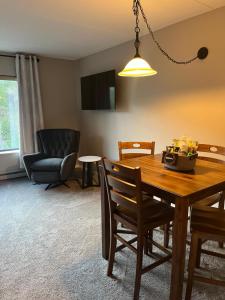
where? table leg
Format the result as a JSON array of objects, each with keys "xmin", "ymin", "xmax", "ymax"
[
  {"xmin": 86, "ymin": 162, "xmax": 92, "ymax": 186},
  {"xmin": 81, "ymin": 162, "xmax": 86, "ymax": 189},
  {"xmin": 81, "ymin": 161, "xmax": 101, "ymax": 188},
  {"xmin": 96, "ymin": 161, "xmax": 101, "ymax": 186},
  {"xmin": 170, "ymin": 198, "xmax": 189, "ymax": 300},
  {"xmin": 99, "ymin": 162, "xmax": 110, "ymax": 260}
]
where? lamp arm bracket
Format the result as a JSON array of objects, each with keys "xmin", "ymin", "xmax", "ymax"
[{"xmin": 134, "ymin": 0, "xmax": 208, "ymax": 64}]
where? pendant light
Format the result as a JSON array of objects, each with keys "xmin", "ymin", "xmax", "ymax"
[
  {"xmin": 118, "ymin": 0, "xmax": 208, "ymax": 78},
  {"xmin": 118, "ymin": 25, "xmax": 157, "ymax": 77}
]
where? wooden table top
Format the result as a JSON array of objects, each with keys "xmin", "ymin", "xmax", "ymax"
[{"xmin": 119, "ymin": 154, "xmax": 225, "ymax": 200}]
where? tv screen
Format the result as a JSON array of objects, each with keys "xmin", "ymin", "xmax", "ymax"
[{"xmin": 81, "ymin": 70, "xmax": 116, "ymax": 110}]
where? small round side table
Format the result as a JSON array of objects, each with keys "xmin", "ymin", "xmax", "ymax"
[{"xmin": 78, "ymin": 156, "xmax": 101, "ymax": 189}]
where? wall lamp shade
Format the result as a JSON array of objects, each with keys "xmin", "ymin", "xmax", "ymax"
[{"xmin": 118, "ymin": 56, "xmax": 157, "ymax": 77}]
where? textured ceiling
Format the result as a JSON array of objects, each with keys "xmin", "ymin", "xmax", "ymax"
[{"xmin": 0, "ymin": 0, "xmax": 225, "ymax": 59}]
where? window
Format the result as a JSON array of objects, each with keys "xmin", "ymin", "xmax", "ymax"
[{"xmin": 0, "ymin": 79, "xmax": 19, "ymax": 151}]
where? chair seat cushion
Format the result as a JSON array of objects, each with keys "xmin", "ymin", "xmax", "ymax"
[
  {"xmin": 116, "ymin": 198, "xmax": 174, "ymax": 228},
  {"xmin": 31, "ymin": 158, "xmax": 63, "ymax": 172}
]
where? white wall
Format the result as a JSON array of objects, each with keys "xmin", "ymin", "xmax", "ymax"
[{"xmin": 77, "ymin": 7, "xmax": 225, "ymax": 160}]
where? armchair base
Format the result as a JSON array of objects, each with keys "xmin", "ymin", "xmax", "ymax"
[{"xmin": 45, "ymin": 181, "xmax": 70, "ymax": 191}]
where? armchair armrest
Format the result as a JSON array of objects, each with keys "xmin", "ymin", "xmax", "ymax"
[
  {"xmin": 23, "ymin": 153, "xmax": 48, "ymax": 179},
  {"xmin": 60, "ymin": 152, "xmax": 77, "ymax": 181}
]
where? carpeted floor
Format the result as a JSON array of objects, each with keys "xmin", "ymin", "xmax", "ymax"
[{"xmin": 0, "ymin": 178, "xmax": 224, "ymax": 300}]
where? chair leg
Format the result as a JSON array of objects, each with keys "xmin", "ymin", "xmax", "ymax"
[
  {"xmin": 45, "ymin": 181, "xmax": 70, "ymax": 190},
  {"xmin": 148, "ymin": 230, "xmax": 153, "ymax": 253},
  {"xmin": 185, "ymin": 233, "xmax": 199, "ymax": 300},
  {"xmin": 144, "ymin": 236, "xmax": 148, "ymax": 255},
  {"xmin": 195, "ymin": 239, "xmax": 202, "ymax": 268},
  {"xmin": 45, "ymin": 183, "xmax": 53, "ymax": 190},
  {"xmin": 218, "ymin": 241, "xmax": 224, "ymax": 248},
  {"xmin": 218, "ymin": 197, "xmax": 224, "ymax": 248},
  {"xmin": 134, "ymin": 235, "xmax": 144, "ymax": 300},
  {"xmin": 164, "ymin": 223, "xmax": 170, "ymax": 248},
  {"xmin": 107, "ymin": 220, "xmax": 117, "ymax": 277},
  {"xmin": 144, "ymin": 230, "xmax": 153, "ymax": 255},
  {"xmin": 62, "ymin": 181, "xmax": 70, "ymax": 188}
]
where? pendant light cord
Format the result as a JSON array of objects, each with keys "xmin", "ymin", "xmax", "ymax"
[{"xmin": 133, "ymin": 0, "xmax": 198, "ymax": 64}]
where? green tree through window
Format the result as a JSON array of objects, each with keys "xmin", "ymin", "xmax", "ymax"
[{"xmin": 0, "ymin": 80, "xmax": 19, "ymax": 151}]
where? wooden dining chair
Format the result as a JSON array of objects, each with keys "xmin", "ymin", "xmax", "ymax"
[
  {"xmin": 196, "ymin": 144, "xmax": 225, "ymax": 249},
  {"xmin": 118, "ymin": 140, "xmax": 156, "ymax": 229},
  {"xmin": 164, "ymin": 144, "xmax": 225, "ymax": 250},
  {"xmin": 185, "ymin": 205, "xmax": 225, "ymax": 300},
  {"xmin": 102, "ymin": 158, "xmax": 174, "ymax": 300},
  {"xmin": 118, "ymin": 141, "xmax": 155, "ymax": 161},
  {"xmin": 118, "ymin": 141, "xmax": 171, "ymax": 249}
]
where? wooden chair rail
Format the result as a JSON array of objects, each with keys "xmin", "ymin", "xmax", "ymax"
[
  {"xmin": 108, "ymin": 175, "xmax": 137, "ymax": 196},
  {"xmin": 198, "ymin": 143, "xmax": 225, "ymax": 156},
  {"xmin": 118, "ymin": 141, "xmax": 155, "ymax": 161}
]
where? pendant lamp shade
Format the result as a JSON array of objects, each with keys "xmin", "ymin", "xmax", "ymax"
[{"xmin": 118, "ymin": 56, "xmax": 157, "ymax": 77}]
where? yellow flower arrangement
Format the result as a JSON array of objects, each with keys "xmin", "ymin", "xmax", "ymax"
[{"xmin": 170, "ymin": 136, "xmax": 198, "ymax": 156}]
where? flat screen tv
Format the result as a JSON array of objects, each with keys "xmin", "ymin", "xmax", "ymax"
[{"xmin": 81, "ymin": 70, "xmax": 116, "ymax": 110}]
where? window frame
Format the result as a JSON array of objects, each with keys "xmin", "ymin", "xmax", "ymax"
[{"xmin": 0, "ymin": 76, "xmax": 20, "ymax": 152}]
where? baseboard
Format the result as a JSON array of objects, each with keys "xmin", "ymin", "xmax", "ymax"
[{"xmin": 0, "ymin": 171, "xmax": 26, "ymax": 181}]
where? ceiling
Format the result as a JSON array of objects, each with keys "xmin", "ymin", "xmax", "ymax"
[{"xmin": 0, "ymin": 0, "xmax": 225, "ymax": 60}]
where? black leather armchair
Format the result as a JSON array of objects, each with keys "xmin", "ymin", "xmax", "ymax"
[{"xmin": 23, "ymin": 129, "xmax": 80, "ymax": 189}]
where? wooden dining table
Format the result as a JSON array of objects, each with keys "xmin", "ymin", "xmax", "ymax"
[{"xmin": 99, "ymin": 154, "xmax": 225, "ymax": 300}]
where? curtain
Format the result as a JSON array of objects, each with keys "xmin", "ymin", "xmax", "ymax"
[{"xmin": 16, "ymin": 54, "xmax": 44, "ymax": 167}]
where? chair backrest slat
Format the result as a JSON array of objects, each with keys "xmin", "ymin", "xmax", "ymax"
[
  {"xmin": 111, "ymin": 190, "xmax": 138, "ymax": 212},
  {"xmin": 197, "ymin": 143, "xmax": 225, "ymax": 165},
  {"xmin": 108, "ymin": 175, "xmax": 137, "ymax": 197},
  {"xmin": 102, "ymin": 158, "xmax": 143, "ymax": 214},
  {"xmin": 118, "ymin": 141, "xmax": 155, "ymax": 161},
  {"xmin": 104, "ymin": 158, "xmax": 138, "ymax": 182}
]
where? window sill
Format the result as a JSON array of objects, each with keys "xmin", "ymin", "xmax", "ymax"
[{"xmin": 0, "ymin": 150, "xmax": 19, "ymax": 155}]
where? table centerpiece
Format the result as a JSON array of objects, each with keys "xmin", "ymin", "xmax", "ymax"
[{"xmin": 162, "ymin": 136, "xmax": 198, "ymax": 172}]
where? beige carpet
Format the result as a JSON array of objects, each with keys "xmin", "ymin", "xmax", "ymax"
[{"xmin": 0, "ymin": 178, "xmax": 224, "ymax": 300}]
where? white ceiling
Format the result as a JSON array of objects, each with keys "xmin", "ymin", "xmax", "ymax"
[{"xmin": 0, "ymin": 0, "xmax": 225, "ymax": 60}]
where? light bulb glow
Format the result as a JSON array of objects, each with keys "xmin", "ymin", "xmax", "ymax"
[{"xmin": 118, "ymin": 57, "xmax": 157, "ymax": 77}]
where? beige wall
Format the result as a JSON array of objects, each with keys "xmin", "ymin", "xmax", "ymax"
[
  {"xmin": 78, "ymin": 7, "xmax": 225, "ymax": 160},
  {"xmin": 39, "ymin": 57, "xmax": 79, "ymax": 129},
  {"xmin": 0, "ymin": 56, "xmax": 15, "ymax": 77}
]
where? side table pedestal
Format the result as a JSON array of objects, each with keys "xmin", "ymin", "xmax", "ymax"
[{"xmin": 78, "ymin": 156, "xmax": 101, "ymax": 188}]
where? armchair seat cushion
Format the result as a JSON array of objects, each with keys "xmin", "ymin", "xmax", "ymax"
[
  {"xmin": 31, "ymin": 171, "xmax": 60, "ymax": 183},
  {"xmin": 31, "ymin": 158, "xmax": 63, "ymax": 172}
]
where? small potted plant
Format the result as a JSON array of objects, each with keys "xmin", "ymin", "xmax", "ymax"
[{"xmin": 162, "ymin": 136, "xmax": 198, "ymax": 171}]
